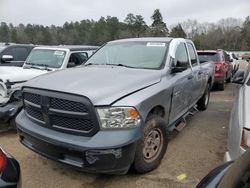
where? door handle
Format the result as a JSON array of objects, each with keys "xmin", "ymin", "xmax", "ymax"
[{"xmin": 188, "ymin": 75, "xmax": 194, "ymax": 80}]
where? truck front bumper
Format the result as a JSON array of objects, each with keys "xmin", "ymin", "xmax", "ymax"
[
  {"xmin": 0, "ymin": 101, "xmax": 23, "ymax": 122},
  {"xmin": 16, "ymin": 110, "xmax": 141, "ymax": 174}
]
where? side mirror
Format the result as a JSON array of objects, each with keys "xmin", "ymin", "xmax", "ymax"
[
  {"xmin": 67, "ymin": 61, "xmax": 76, "ymax": 68},
  {"xmin": 171, "ymin": 60, "xmax": 189, "ymax": 73},
  {"xmin": 1, "ymin": 55, "xmax": 14, "ymax": 63},
  {"xmin": 232, "ymin": 70, "xmax": 245, "ymax": 84}
]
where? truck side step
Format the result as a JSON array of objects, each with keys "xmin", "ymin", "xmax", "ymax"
[
  {"xmin": 168, "ymin": 105, "xmax": 199, "ymax": 133},
  {"xmin": 175, "ymin": 121, "xmax": 187, "ymax": 132},
  {"xmin": 188, "ymin": 105, "xmax": 199, "ymax": 116}
]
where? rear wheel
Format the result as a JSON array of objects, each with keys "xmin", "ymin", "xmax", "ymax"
[
  {"xmin": 133, "ymin": 115, "xmax": 168, "ymax": 174},
  {"xmin": 218, "ymin": 77, "xmax": 226, "ymax": 91},
  {"xmin": 226, "ymin": 73, "xmax": 232, "ymax": 83},
  {"xmin": 197, "ymin": 83, "xmax": 210, "ymax": 111}
]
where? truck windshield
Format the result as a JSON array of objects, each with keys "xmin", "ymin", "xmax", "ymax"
[
  {"xmin": 198, "ymin": 52, "xmax": 222, "ymax": 63},
  {"xmin": 26, "ymin": 49, "xmax": 66, "ymax": 68},
  {"xmin": 85, "ymin": 41, "xmax": 168, "ymax": 69}
]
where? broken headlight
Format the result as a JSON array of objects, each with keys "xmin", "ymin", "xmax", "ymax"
[{"xmin": 97, "ymin": 107, "xmax": 141, "ymax": 129}]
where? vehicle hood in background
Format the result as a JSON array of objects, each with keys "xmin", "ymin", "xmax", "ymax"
[
  {"xmin": 25, "ymin": 66, "xmax": 162, "ymax": 105},
  {"xmin": 0, "ymin": 66, "xmax": 49, "ymax": 83}
]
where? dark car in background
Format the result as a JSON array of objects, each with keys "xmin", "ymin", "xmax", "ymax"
[
  {"xmin": 198, "ymin": 50, "xmax": 233, "ymax": 90},
  {"xmin": 0, "ymin": 43, "xmax": 35, "ymax": 67},
  {"xmin": 0, "ymin": 148, "xmax": 21, "ymax": 188}
]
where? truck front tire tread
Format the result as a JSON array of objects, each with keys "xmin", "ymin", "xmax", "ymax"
[{"xmin": 133, "ymin": 115, "xmax": 168, "ymax": 174}]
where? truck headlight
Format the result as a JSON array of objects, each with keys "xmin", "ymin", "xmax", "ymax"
[
  {"xmin": 97, "ymin": 107, "xmax": 141, "ymax": 129},
  {"xmin": 241, "ymin": 128, "xmax": 250, "ymax": 149}
]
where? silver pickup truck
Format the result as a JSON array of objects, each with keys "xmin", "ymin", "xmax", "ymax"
[{"xmin": 16, "ymin": 38, "xmax": 214, "ymax": 174}]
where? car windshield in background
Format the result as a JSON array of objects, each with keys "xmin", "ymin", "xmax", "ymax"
[
  {"xmin": 85, "ymin": 41, "xmax": 168, "ymax": 69},
  {"xmin": 26, "ymin": 49, "xmax": 66, "ymax": 68},
  {"xmin": 198, "ymin": 52, "xmax": 222, "ymax": 63}
]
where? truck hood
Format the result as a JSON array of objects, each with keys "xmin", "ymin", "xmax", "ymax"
[
  {"xmin": 25, "ymin": 66, "xmax": 162, "ymax": 105},
  {"xmin": 0, "ymin": 66, "xmax": 49, "ymax": 83}
]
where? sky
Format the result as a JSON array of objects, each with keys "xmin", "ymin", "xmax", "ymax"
[{"xmin": 0, "ymin": 0, "xmax": 249, "ymax": 26}]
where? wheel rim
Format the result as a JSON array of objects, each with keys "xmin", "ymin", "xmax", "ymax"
[{"xmin": 143, "ymin": 128, "xmax": 163, "ymax": 163}]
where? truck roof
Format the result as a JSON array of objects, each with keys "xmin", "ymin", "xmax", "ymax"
[
  {"xmin": 109, "ymin": 37, "xmax": 174, "ymax": 43},
  {"xmin": 34, "ymin": 45, "xmax": 99, "ymax": 51},
  {"xmin": 109, "ymin": 37, "xmax": 194, "ymax": 44}
]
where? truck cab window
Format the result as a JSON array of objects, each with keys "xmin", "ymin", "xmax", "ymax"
[
  {"xmin": 68, "ymin": 52, "xmax": 88, "ymax": 67},
  {"xmin": 174, "ymin": 43, "xmax": 189, "ymax": 70},
  {"xmin": 13, "ymin": 47, "xmax": 28, "ymax": 61},
  {"xmin": 187, "ymin": 43, "xmax": 198, "ymax": 66}
]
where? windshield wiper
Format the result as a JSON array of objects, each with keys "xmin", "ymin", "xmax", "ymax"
[
  {"xmin": 105, "ymin": 63, "xmax": 136, "ymax": 68},
  {"xmin": 38, "ymin": 64, "xmax": 53, "ymax": 71},
  {"xmin": 85, "ymin": 63, "xmax": 137, "ymax": 69},
  {"xmin": 24, "ymin": 63, "xmax": 52, "ymax": 71}
]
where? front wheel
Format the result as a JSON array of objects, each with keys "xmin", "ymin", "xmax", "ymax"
[
  {"xmin": 197, "ymin": 84, "xmax": 210, "ymax": 111},
  {"xmin": 133, "ymin": 115, "xmax": 168, "ymax": 174}
]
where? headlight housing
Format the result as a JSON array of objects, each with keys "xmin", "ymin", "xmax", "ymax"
[
  {"xmin": 241, "ymin": 128, "xmax": 250, "ymax": 149},
  {"xmin": 97, "ymin": 107, "xmax": 141, "ymax": 129}
]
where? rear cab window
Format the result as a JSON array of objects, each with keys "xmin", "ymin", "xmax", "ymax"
[{"xmin": 187, "ymin": 43, "xmax": 198, "ymax": 66}]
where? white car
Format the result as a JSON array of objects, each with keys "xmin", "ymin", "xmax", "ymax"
[
  {"xmin": 224, "ymin": 63, "xmax": 250, "ymax": 161},
  {"xmin": 0, "ymin": 45, "xmax": 98, "ymax": 124},
  {"xmin": 228, "ymin": 52, "xmax": 240, "ymax": 74}
]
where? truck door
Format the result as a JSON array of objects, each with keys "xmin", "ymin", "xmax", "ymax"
[
  {"xmin": 169, "ymin": 42, "xmax": 193, "ymax": 123},
  {"xmin": 187, "ymin": 43, "xmax": 204, "ymax": 105}
]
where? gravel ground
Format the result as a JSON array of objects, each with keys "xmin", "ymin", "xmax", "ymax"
[{"xmin": 0, "ymin": 84, "xmax": 237, "ymax": 188}]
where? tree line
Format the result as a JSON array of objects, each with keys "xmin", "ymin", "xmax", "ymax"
[{"xmin": 0, "ymin": 9, "xmax": 249, "ymax": 50}]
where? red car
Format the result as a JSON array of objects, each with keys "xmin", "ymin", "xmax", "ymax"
[
  {"xmin": 198, "ymin": 50, "xmax": 233, "ymax": 90},
  {"xmin": 0, "ymin": 148, "xmax": 21, "ymax": 187}
]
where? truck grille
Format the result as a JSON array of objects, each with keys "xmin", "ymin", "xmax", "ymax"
[{"xmin": 23, "ymin": 88, "xmax": 99, "ymax": 136}]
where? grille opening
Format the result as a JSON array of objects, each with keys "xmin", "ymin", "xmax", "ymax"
[
  {"xmin": 26, "ymin": 106, "xmax": 44, "ymax": 122},
  {"xmin": 51, "ymin": 115, "xmax": 93, "ymax": 132},
  {"xmin": 49, "ymin": 97, "xmax": 88, "ymax": 113},
  {"xmin": 24, "ymin": 93, "xmax": 41, "ymax": 105}
]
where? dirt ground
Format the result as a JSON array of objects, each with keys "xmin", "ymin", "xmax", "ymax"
[{"xmin": 0, "ymin": 84, "xmax": 237, "ymax": 188}]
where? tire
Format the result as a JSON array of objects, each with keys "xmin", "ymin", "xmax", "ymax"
[
  {"xmin": 9, "ymin": 118, "xmax": 17, "ymax": 129},
  {"xmin": 133, "ymin": 115, "xmax": 168, "ymax": 174},
  {"xmin": 226, "ymin": 73, "xmax": 232, "ymax": 83},
  {"xmin": 218, "ymin": 77, "xmax": 226, "ymax": 91},
  {"xmin": 197, "ymin": 83, "xmax": 210, "ymax": 111}
]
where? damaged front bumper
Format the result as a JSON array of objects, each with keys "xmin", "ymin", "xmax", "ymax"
[
  {"xmin": 16, "ymin": 110, "xmax": 141, "ymax": 174},
  {"xmin": 0, "ymin": 101, "xmax": 23, "ymax": 121}
]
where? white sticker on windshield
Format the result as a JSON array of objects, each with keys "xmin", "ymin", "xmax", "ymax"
[
  {"xmin": 147, "ymin": 42, "xmax": 166, "ymax": 47},
  {"xmin": 54, "ymin": 51, "xmax": 64, "ymax": 56}
]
